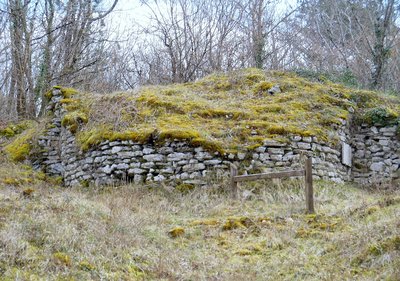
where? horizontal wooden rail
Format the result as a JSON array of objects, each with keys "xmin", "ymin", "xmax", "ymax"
[
  {"xmin": 230, "ymin": 157, "xmax": 314, "ymax": 213},
  {"xmin": 233, "ymin": 170, "xmax": 305, "ymax": 182}
]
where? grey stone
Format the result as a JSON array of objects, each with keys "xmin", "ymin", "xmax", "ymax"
[
  {"xmin": 84, "ymin": 157, "xmax": 94, "ymax": 164},
  {"xmin": 142, "ymin": 162, "xmax": 155, "ymax": 169},
  {"xmin": 114, "ymin": 163, "xmax": 129, "ymax": 170},
  {"xmin": 154, "ymin": 175, "xmax": 166, "ymax": 182},
  {"xmin": 143, "ymin": 154, "xmax": 165, "ymax": 162},
  {"xmin": 204, "ymin": 159, "xmax": 222, "ymax": 165},
  {"xmin": 134, "ymin": 175, "xmax": 144, "ymax": 183},
  {"xmin": 94, "ymin": 156, "xmax": 108, "ymax": 163},
  {"xmin": 100, "ymin": 165, "xmax": 113, "ymax": 174},
  {"xmin": 268, "ymin": 148, "xmax": 284, "ymax": 154},
  {"xmin": 370, "ymin": 162, "xmax": 384, "ymax": 172},
  {"xmin": 282, "ymin": 152, "xmax": 294, "ymax": 161},
  {"xmin": 158, "ymin": 147, "xmax": 174, "ymax": 154},
  {"xmin": 180, "ymin": 172, "xmax": 189, "ymax": 180},
  {"xmin": 371, "ymin": 126, "xmax": 378, "ymax": 134},
  {"xmin": 369, "ymin": 145, "xmax": 381, "ymax": 153},
  {"xmin": 259, "ymin": 153, "xmax": 270, "ymax": 161},
  {"xmin": 160, "ymin": 167, "xmax": 174, "ymax": 174},
  {"xmin": 380, "ymin": 126, "xmax": 396, "ymax": 133},
  {"xmin": 255, "ymin": 146, "xmax": 266, "ymax": 153},
  {"xmin": 168, "ymin": 152, "xmax": 192, "ymax": 161},
  {"xmin": 297, "ymin": 142, "xmax": 311, "ymax": 150},
  {"xmin": 264, "ymin": 140, "xmax": 286, "ymax": 147},
  {"xmin": 182, "ymin": 163, "xmax": 206, "ymax": 172},
  {"xmin": 118, "ymin": 151, "xmax": 138, "ymax": 158},
  {"xmin": 128, "ymin": 168, "xmax": 146, "ymax": 175},
  {"xmin": 177, "ymin": 160, "xmax": 189, "ymax": 165},
  {"xmin": 290, "ymin": 136, "xmax": 302, "ymax": 142},
  {"xmin": 195, "ymin": 151, "xmax": 213, "ymax": 160},
  {"xmin": 384, "ymin": 159, "xmax": 392, "ymax": 166},
  {"xmin": 237, "ymin": 153, "xmax": 246, "ymax": 160},
  {"xmin": 379, "ymin": 139, "xmax": 390, "ymax": 146},
  {"xmin": 143, "ymin": 148, "xmax": 155, "ymax": 154},
  {"xmin": 270, "ymin": 154, "xmax": 283, "ymax": 161}
]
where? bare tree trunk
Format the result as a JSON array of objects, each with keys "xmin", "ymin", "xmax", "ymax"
[{"xmin": 371, "ymin": 0, "xmax": 395, "ymax": 89}]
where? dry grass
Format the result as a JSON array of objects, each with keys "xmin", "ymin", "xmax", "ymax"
[{"xmin": 0, "ymin": 154, "xmax": 399, "ymax": 280}]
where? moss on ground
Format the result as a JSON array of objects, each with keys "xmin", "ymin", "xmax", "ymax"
[
  {"xmin": 3, "ymin": 121, "xmax": 44, "ymax": 162},
  {"xmin": 0, "ymin": 120, "xmax": 34, "ymax": 138}
]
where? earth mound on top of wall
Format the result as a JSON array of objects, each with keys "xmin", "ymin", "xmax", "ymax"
[
  {"xmin": 1, "ymin": 68, "xmax": 399, "ymax": 187},
  {"xmin": 48, "ymin": 68, "xmax": 399, "ymax": 154}
]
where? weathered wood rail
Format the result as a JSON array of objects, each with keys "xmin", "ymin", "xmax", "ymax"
[{"xmin": 230, "ymin": 157, "xmax": 315, "ymax": 213}]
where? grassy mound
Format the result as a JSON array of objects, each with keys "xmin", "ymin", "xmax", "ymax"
[{"xmin": 58, "ymin": 68, "xmax": 398, "ymax": 153}]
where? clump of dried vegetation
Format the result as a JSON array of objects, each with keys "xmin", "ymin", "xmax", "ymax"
[{"xmin": 0, "ymin": 150, "xmax": 399, "ymax": 280}]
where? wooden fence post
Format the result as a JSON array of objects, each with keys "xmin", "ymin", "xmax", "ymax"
[
  {"xmin": 305, "ymin": 157, "xmax": 315, "ymax": 214},
  {"xmin": 230, "ymin": 164, "xmax": 238, "ymax": 199}
]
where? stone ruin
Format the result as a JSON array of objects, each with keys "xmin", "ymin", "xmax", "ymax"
[{"xmin": 35, "ymin": 88, "xmax": 400, "ymax": 187}]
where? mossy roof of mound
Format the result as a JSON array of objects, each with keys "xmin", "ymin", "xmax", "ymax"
[{"xmin": 58, "ymin": 68, "xmax": 400, "ymax": 154}]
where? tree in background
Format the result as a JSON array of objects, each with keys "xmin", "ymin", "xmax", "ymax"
[
  {"xmin": 295, "ymin": 0, "xmax": 400, "ymax": 91},
  {"xmin": 0, "ymin": 0, "xmax": 118, "ymax": 119},
  {"xmin": 0, "ymin": 0, "xmax": 399, "ymax": 120}
]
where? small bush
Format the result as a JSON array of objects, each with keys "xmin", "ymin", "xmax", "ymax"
[{"xmin": 362, "ymin": 107, "xmax": 398, "ymax": 126}]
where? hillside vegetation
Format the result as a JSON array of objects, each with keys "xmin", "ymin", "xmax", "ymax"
[
  {"xmin": 0, "ymin": 151, "xmax": 399, "ymax": 280},
  {"xmin": 0, "ymin": 69, "xmax": 399, "ymax": 280},
  {"xmin": 51, "ymin": 68, "xmax": 399, "ymax": 154}
]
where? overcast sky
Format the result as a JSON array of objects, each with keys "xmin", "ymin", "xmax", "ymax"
[
  {"xmin": 106, "ymin": 0, "xmax": 148, "ymax": 32},
  {"xmin": 105, "ymin": 0, "xmax": 297, "ymax": 35}
]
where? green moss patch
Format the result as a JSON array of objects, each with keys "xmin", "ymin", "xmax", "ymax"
[
  {"xmin": 0, "ymin": 120, "xmax": 32, "ymax": 138},
  {"xmin": 4, "ymin": 126, "xmax": 37, "ymax": 162}
]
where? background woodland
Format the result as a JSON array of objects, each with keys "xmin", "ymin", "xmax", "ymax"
[{"xmin": 0, "ymin": 0, "xmax": 399, "ymax": 119}]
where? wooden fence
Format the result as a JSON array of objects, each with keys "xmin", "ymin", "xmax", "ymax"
[{"xmin": 230, "ymin": 157, "xmax": 315, "ymax": 213}]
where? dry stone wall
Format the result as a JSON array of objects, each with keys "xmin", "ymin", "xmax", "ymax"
[
  {"xmin": 36, "ymin": 89, "xmax": 399, "ymax": 187},
  {"xmin": 352, "ymin": 125, "xmax": 399, "ymax": 184}
]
